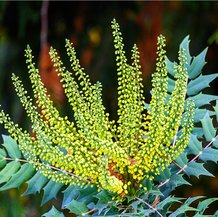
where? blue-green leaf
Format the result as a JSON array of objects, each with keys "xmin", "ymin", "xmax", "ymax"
[
  {"xmin": 200, "ymin": 112, "xmax": 216, "ymax": 141},
  {"xmin": 184, "ymin": 196, "xmax": 204, "ymax": 205},
  {"xmin": 142, "ymin": 178, "xmax": 152, "ymax": 191},
  {"xmin": 2, "ymin": 135, "xmax": 22, "ymax": 158},
  {"xmin": 157, "ymin": 196, "xmax": 181, "ymax": 210},
  {"xmin": 155, "ymin": 168, "xmax": 171, "ymax": 183},
  {"xmin": 166, "ymin": 57, "xmax": 175, "ymax": 76},
  {"xmin": 179, "ymin": 35, "xmax": 192, "ymax": 66},
  {"xmin": 193, "ymin": 108, "xmax": 215, "ymax": 123},
  {"xmin": 23, "ymin": 170, "xmax": 49, "ymax": 196},
  {"xmin": 191, "ymin": 93, "xmax": 218, "ymax": 108},
  {"xmin": 65, "ymin": 199, "xmax": 89, "ymax": 216},
  {"xmin": 0, "ymin": 163, "xmax": 34, "ymax": 191},
  {"xmin": 214, "ymin": 101, "xmax": 218, "ymax": 122},
  {"xmin": 62, "ymin": 185, "xmax": 80, "ymax": 208},
  {"xmin": 195, "ymin": 198, "xmax": 218, "ymax": 215},
  {"xmin": 175, "ymin": 152, "xmax": 188, "ymax": 167},
  {"xmin": 167, "ymin": 77, "xmax": 175, "ymax": 93},
  {"xmin": 212, "ymin": 138, "xmax": 218, "ymax": 148},
  {"xmin": 187, "ymin": 134, "xmax": 202, "ymax": 155},
  {"xmin": 0, "ymin": 161, "xmax": 20, "ymax": 185},
  {"xmin": 169, "ymin": 204, "xmax": 197, "ymax": 217},
  {"xmin": 168, "ymin": 174, "xmax": 191, "ymax": 189},
  {"xmin": 189, "ymin": 48, "xmax": 208, "ymax": 79},
  {"xmin": 192, "ymin": 127, "xmax": 204, "ymax": 138},
  {"xmin": 0, "ymin": 149, "xmax": 6, "ymax": 168},
  {"xmin": 95, "ymin": 190, "xmax": 112, "ymax": 203},
  {"xmin": 187, "ymin": 74, "xmax": 218, "ymax": 96},
  {"xmin": 41, "ymin": 179, "xmax": 64, "ymax": 205},
  {"xmin": 185, "ymin": 162, "xmax": 213, "ymax": 178},
  {"xmin": 199, "ymin": 147, "xmax": 218, "ymax": 163},
  {"xmin": 77, "ymin": 186, "xmax": 98, "ymax": 204},
  {"xmin": 42, "ymin": 206, "xmax": 65, "ymax": 217}
]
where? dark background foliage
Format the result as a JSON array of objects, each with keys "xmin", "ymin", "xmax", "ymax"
[{"xmin": 0, "ymin": 1, "xmax": 218, "ymax": 216}]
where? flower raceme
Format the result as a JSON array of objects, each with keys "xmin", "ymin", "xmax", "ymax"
[{"xmin": 0, "ymin": 19, "xmax": 194, "ymax": 195}]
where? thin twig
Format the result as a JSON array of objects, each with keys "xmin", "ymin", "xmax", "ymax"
[
  {"xmin": 82, "ymin": 208, "xmax": 97, "ymax": 216},
  {"xmin": 4, "ymin": 157, "xmax": 90, "ymax": 183},
  {"xmin": 136, "ymin": 197, "xmax": 163, "ymax": 217}
]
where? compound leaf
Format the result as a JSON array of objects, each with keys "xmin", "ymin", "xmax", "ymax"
[
  {"xmin": 62, "ymin": 185, "xmax": 80, "ymax": 208},
  {"xmin": 195, "ymin": 198, "xmax": 218, "ymax": 215},
  {"xmin": 193, "ymin": 108, "xmax": 215, "ymax": 123},
  {"xmin": 185, "ymin": 162, "xmax": 213, "ymax": 178},
  {"xmin": 189, "ymin": 47, "xmax": 208, "ymax": 79},
  {"xmin": 187, "ymin": 134, "xmax": 202, "ymax": 155},
  {"xmin": 0, "ymin": 149, "xmax": 6, "ymax": 169},
  {"xmin": 2, "ymin": 135, "xmax": 22, "ymax": 158},
  {"xmin": 199, "ymin": 147, "xmax": 218, "ymax": 163},
  {"xmin": 23, "ymin": 170, "xmax": 49, "ymax": 196},
  {"xmin": 0, "ymin": 161, "xmax": 20, "ymax": 185},
  {"xmin": 65, "ymin": 199, "xmax": 89, "ymax": 216},
  {"xmin": 191, "ymin": 93, "xmax": 218, "ymax": 108},
  {"xmin": 0, "ymin": 163, "xmax": 34, "ymax": 191},
  {"xmin": 41, "ymin": 179, "xmax": 64, "ymax": 205},
  {"xmin": 42, "ymin": 206, "xmax": 65, "ymax": 217},
  {"xmin": 187, "ymin": 74, "xmax": 218, "ymax": 96},
  {"xmin": 169, "ymin": 204, "xmax": 197, "ymax": 217},
  {"xmin": 200, "ymin": 112, "xmax": 216, "ymax": 141}
]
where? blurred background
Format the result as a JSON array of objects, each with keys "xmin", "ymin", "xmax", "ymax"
[{"xmin": 0, "ymin": 1, "xmax": 218, "ymax": 216}]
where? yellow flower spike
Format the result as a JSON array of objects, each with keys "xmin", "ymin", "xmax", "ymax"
[{"xmin": 0, "ymin": 20, "xmax": 195, "ymax": 196}]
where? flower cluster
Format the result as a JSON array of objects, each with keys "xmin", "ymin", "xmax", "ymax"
[{"xmin": 0, "ymin": 19, "xmax": 194, "ymax": 195}]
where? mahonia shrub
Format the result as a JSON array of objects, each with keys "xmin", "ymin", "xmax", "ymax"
[{"xmin": 0, "ymin": 19, "xmax": 218, "ymax": 216}]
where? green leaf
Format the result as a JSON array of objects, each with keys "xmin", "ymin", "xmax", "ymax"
[
  {"xmin": 2, "ymin": 135, "xmax": 22, "ymax": 158},
  {"xmin": 95, "ymin": 190, "xmax": 112, "ymax": 203},
  {"xmin": 0, "ymin": 161, "xmax": 20, "ymax": 185},
  {"xmin": 62, "ymin": 185, "xmax": 80, "ymax": 208},
  {"xmin": 185, "ymin": 162, "xmax": 213, "ymax": 178},
  {"xmin": 199, "ymin": 147, "xmax": 218, "ymax": 163},
  {"xmin": 195, "ymin": 198, "xmax": 218, "ymax": 215},
  {"xmin": 187, "ymin": 74, "xmax": 218, "ymax": 96},
  {"xmin": 142, "ymin": 178, "xmax": 152, "ymax": 191},
  {"xmin": 187, "ymin": 134, "xmax": 202, "ymax": 155},
  {"xmin": 77, "ymin": 186, "xmax": 98, "ymax": 204},
  {"xmin": 65, "ymin": 199, "xmax": 89, "ymax": 216},
  {"xmin": 0, "ymin": 163, "xmax": 35, "ymax": 191},
  {"xmin": 42, "ymin": 206, "xmax": 65, "ymax": 217},
  {"xmin": 189, "ymin": 48, "xmax": 208, "ymax": 79},
  {"xmin": 200, "ymin": 111, "xmax": 216, "ymax": 141},
  {"xmin": 41, "ymin": 179, "xmax": 64, "ymax": 205},
  {"xmin": 23, "ymin": 170, "xmax": 49, "ymax": 196},
  {"xmin": 191, "ymin": 93, "xmax": 218, "ymax": 108},
  {"xmin": 0, "ymin": 149, "xmax": 6, "ymax": 169}
]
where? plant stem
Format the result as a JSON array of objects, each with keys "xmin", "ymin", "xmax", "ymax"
[{"xmin": 136, "ymin": 197, "xmax": 163, "ymax": 217}]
